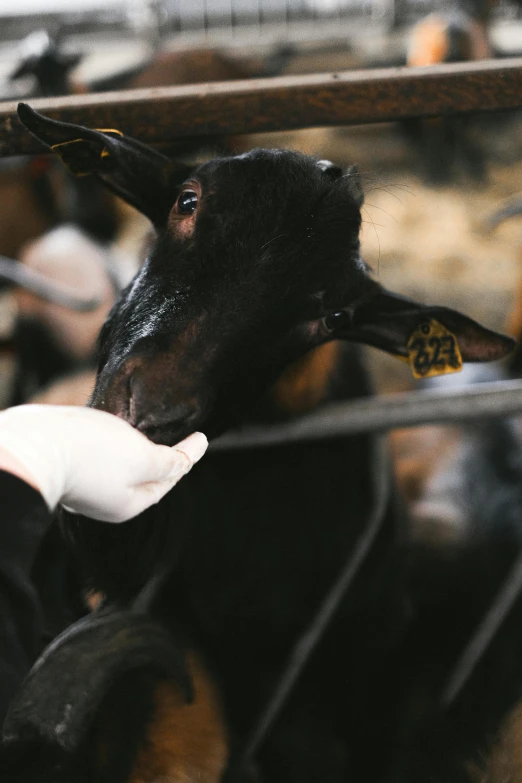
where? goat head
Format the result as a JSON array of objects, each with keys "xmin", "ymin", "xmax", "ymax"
[{"xmin": 18, "ymin": 104, "xmax": 514, "ymax": 444}]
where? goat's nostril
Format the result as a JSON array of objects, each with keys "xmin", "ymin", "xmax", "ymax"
[
  {"xmin": 134, "ymin": 401, "xmax": 202, "ymax": 443},
  {"xmin": 168, "ymin": 402, "xmax": 200, "ymax": 425},
  {"xmin": 170, "ymin": 402, "xmax": 198, "ymax": 420}
]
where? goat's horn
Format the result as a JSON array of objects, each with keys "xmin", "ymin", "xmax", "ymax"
[
  {"xmin": 2, "ymin": 610, "xmax": 192, "ymax": 753},
  {"xmin": 0, "ymin": 255, "xmax": 102, "ymax": 312}
]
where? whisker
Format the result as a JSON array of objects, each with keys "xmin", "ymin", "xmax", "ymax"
[
  {"xmin": 361, "ymin": 219, "xmax": 385, "ymax": 228},
  {"xmin": 261, "ymin": 233, "xmax": 286, "ymax": 251},
  {"xmin": 364, "ymin": 202, "xmax": 399, "ymax": 224},
  {"xmin": 361, "ymin": 206, "xmax": 381, "ymax": 275}
]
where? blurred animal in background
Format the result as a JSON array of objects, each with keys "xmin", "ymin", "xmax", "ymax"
[
  {"xmin": 0, "ymin": 156, "xmax": 121, "ymax": 404},
  {"xmin": 0, "ymin": 32, "xmax": 136, "ymax": 405},
  {"xmin": 404, "ymin": 0, "xmax": 496, "ymax": 183},
  {"xmin": 407, "ymin": 1, "xmax": 493, "ymax": 68},
  {"xmin": 391, "ymin": 362, "xmax": 509, "ymax": 539},
  {"xmin": 0, "ymin": 30, "xmax": 120, "ymax": 261},
  {"xmin": 9, "ymin": 30, "xmax": 82, "ymax": 98},
  {"xmin": 2, "ymin": 226, "xmax": 126, "ymax": 405},
  {"xmin": 3, "ymin": 104, "xmax": 522, "ymax": 783},
  {"xmin": 0, "ymin": 177, "xmax": 142, "ymax": 404},
  {"xmin": 0, "ymin": 30, "xmax": 126, "ymax": 403},
  {"xmin": 7, "ymin": 28, "xmax": 293, "ymax": 100}
]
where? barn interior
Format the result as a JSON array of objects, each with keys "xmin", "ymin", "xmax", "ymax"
[{"xmin": 2, "ymin": 1, "xmax": 522, "ymax": 781}]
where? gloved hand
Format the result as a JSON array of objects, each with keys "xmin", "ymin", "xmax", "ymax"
[{"xmin": 0, "ymin": 405, "xmax": 207, "ymax": 522}]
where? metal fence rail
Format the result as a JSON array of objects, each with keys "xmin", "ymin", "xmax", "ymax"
[
  {"xmin": 1, "ymin": 57, "xmax": 522, "ymax": 156},
  {"xmin": 211, "ymin": 380, "xmax": 522, "ymax": 450}
]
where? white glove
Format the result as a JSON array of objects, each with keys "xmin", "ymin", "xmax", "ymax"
[{"xmin": 0, "ymin": 405, "xmax": 207, "ymax": 523}]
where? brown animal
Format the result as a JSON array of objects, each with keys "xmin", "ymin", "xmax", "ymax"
[{"xmin": 404, "ymin": 0, "xmax": 497, "ymax": 182}]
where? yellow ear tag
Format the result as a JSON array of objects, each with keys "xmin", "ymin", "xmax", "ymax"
[
  {"xmin": 50, "ymin": 129, "xmax": 123, "ymax": 173},
  {"xmin": 94, "ymin": 128, "xmax": 123, "ymax": 161},
  {"xmin": 407, "ymin": 319, "xmax": 463, "ymax": 379},
  {"xmin": 94, "ymin": 129, "xmax": 124, "ymax": 136}
]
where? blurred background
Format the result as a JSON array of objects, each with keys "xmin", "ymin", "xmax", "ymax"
[{"xmin": 2, "ymin": 0, "xmax": 522, "ymax": 412}]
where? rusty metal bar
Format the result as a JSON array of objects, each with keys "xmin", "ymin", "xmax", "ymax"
[
  {"xmin": 2, "ymin": 57, "xmax": 522, "ymax": 157},
  {"xmin": 211, "ymin": 379, "xmax": 522, "ymax": 451}
]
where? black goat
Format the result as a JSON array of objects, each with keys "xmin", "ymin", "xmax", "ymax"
[{"xmin": 3, "ymin": 103, "xmax": 520, "ymax": 783}]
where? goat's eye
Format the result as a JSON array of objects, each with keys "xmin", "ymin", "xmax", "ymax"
[
  {"xmin": 177, "ymin": 190, "xmax": 198, "ymax": 215},
  {"xmin": 323, "ymin": 311, "xmax": 351, "ymax": 332}
]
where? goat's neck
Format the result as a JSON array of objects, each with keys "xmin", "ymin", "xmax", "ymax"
[{"xmin": 253, "ymin": 341, "xmax": 372, "ymax": 423}]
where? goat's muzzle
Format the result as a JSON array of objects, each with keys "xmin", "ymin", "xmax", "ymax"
[{"xmin": 93, "ymin": 353, "xmax": 205, "ymax": 445}]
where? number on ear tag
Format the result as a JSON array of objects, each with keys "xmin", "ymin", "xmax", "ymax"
[{"xmin": 407, "ymin": 320, "xmax": 463, "ymax": 379}]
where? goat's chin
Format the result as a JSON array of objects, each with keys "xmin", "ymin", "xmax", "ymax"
[
  {"xmin": 91, "ymin": 387, "xmax": 241, "ymax": 444},
  {"xmin": 137, "ymin": 416, "xmax": 226, "ymax": 446},
  {"xmin": 138, "ymin": 423, "xmax": 197, "ymax": 446},
  {"xmin": 137, "ymin": 400, "xmax": 273, "ymax": 445}
]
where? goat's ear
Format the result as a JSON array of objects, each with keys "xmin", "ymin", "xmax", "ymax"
[
  {"xmin": 17, "ymin": 103, "xmax": 192, "ymax": 225},
  {"xmin": 317, "ymin": 159, "xmax": 344, "ymax": 179},
  {"xmin": 317, "ymin": 160, "xmax": 364, "ymax": 206},
  {"xmin": 329, "ymin": 283, "xmax": 514, "ymax": 370}
]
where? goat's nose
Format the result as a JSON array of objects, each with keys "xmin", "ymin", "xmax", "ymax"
[
  {"xmin": 97, "ymin": 359, "xmax": 204, "ymax": 442},
  {"xmin": 135, "ymin": 402, "xmax": 202, "ymax": 444},
  {"xmin": 146, "ymin": 402, "xmax": 200, "ymax": 429}
]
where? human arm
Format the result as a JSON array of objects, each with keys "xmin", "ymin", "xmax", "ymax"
[{"xmin": 0, "ymin": 405, "xmax": 207, "ymax": 719}]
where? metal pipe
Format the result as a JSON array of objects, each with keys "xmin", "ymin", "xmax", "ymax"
[
  {"xmin": 0, "ymin": 256, "xmax": 102, "ymax": 312},
  {"xmin": 2, "ymin": 58, "xmax": 522, "ymax": 157},
  {"xmin": 211, "ymin": 379, "xmax": 522, "ymax": 451}
]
